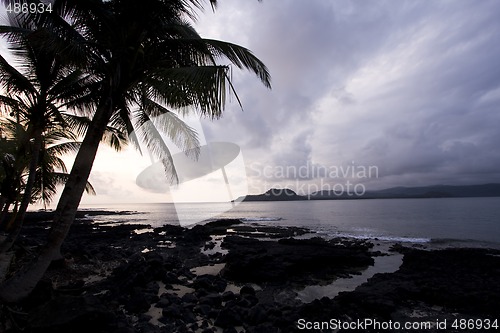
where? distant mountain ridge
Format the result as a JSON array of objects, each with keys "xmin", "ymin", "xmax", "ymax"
[
  {"xmin": 241, "ymin": 188, "xmax": 307, "ymax": 201},
  {"xmin": 239, "ymin": 183, "xmax": 500, "ymax": 201}
]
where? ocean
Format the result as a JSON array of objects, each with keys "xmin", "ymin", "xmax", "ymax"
[{"xmin": 79, "ymin": 197, "xmax": 500, "ymax": 248}]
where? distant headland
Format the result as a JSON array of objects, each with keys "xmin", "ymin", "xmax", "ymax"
[{"xmin": 238, "ymin": 183, "xmax": 500, "ymax": 201}]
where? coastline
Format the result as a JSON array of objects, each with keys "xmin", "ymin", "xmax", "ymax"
[{"xmin": 1, "ymin": 211, "xmax": 499, "ymax": 332}]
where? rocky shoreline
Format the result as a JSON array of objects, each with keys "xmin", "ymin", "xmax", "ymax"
[{"xmin": 1, "ymin": 211, "xmax": 499, "ymax": 332}]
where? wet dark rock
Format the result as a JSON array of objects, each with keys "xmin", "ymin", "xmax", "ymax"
[
  {"xmin": 180, "ymin": 225, "xmax": 212, "ymax": 244},
  {"xmin": 199, "ymin": 293, "xmax": 222, "ymax": 307},
  {"xmin": 247, "ymin": 304, "xmax": 268, "ymax": 325},
  {"xmin": 334, "ymin": 248, "xmax": 500, "ymax": 321},
  {"xmin": 273, "ymin": 290, "xmax": 300, "ymax": 307},
  {"xmin": 8, "ymin": 214, "xmax": 500, "ymax": 333},
  {"xmin": 145, "ymin": 281, "xmax": 160, "ymax": 295},
  {"xmin": 267, "ymin": 307, "xmax": 283, "ymax": 319},
  {"xmin": 222, "ymin": 236, "xmax": 374, "ymax": 284},
  {"xmin": 200, "ymin": 319, "xmax": 210, "ymax": 329},
  {"xmin": 222, "ymin": 290, "xmax": 236, "ymax": 301},
  {"xmin": 246, "ymin": 323, "xmax": 278, "ymax": 333},
  {"xmin": 181, "ymin": 292, "xmax": 198, "ymax": 305},
  {"xmin": 237, "ymin": 297, "xmax": 254, "ymax": 308},
  {"xmin": 124, "ymin": 289, "xmax": 151, "ymax": 314},
  {"xmin": 106, "ymin": 252, "xmax": 168, "ymax": 292},
  {"xmin": 204, "ymin": 241, "xmax": 216, "ymax": 250},
  {"xmin": 296, "ymin": 297, "xmax": 338, "ymax": 324},
  {"xmin": 155, "ymin": 296, "xmax": 170, "ymax": 308},
  {"xmin": 152, "ymin": 224, "xmax": 184, "ymax": 236},
  {"xmin": 22, "ymin": 279, "xmax": 54, "ymax": 309},
  {"xmin": 28, "ymin": 295, "xmax": 114, "ymax": 333},
  {"xmin": 194, "ymin": 287, "xmax": 209, "ymax": 298},
  {"xmin": 183, "ymin": 309, "xmax": 197, "ymax": 324},
  {"xmin": 112, "ymin": 327, "xmax": 136, "ymax": 333},
  {"xmin": 204, "ymin": 219, "xmax": 242, "ymax": 235},
  {"xmin": 188, "ymin": 322, "xmax": 199, "ymax": 331},
  {"xmin": 222, "ymin": 327, "xmax": 238, "ymax": 333},
  {"xmin": 389, "ymin": 243, "xmax": 410, "ymax": 253},
  {"xmin": 56, "ymin": 279, "xmax": 85, "ymax": 295},
  {"xmin": 194, "ymin": 304, "xmax": 212, "ymax": 316},
  {"xmin": 201, "ymin": 328, "xmax": 216, "ymax": 333},
  {"xmin": 163, "ymin": 271, "xmax": 181, "ymax": 284},
  {"xmin": 162, "ymin": 304, "xmax": 183, "ymax": 319},
  {"xmin": 227, "ymin": 224, "xmax": 310, "ymax": 239},
  {"xmin": 193, "ymin": 274, "xmax": 227, "ymax": 292},
  {"xmin": 214, "ymin": 307, "xmax": 242, "ymax": 328},
  {"xmin": 135, "ymin": 322, "xmax": 164, "ymax": 333},
  {"xmin": 138, "ymin": 313, "xmax": 152, "ymax": 322},
  {"xmin": 160, "ymin": 293, "xmax": 181, "ymax": 306},
  {"xmin": 209, "ymin": 252, "xmax": 225, "ymax": 260},
  {"xmin": 398, "ymin": 248, "xmax": 500, "ymax": 316},
  {"xmin": 239, "ymin": 285, "xmax": 256, "ymax": 297}
]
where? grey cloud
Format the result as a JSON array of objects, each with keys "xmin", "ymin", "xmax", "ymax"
[{"xmin": 196, "ymin": 0, "xmax": 500, "ymax": 193}]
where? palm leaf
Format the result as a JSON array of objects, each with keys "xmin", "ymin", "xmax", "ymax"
[
  {"xmin": 45, "ymin": 141, "xmax": 81, "ymax": 157},
  {"xmin": 134, "ymin": 112, "xmax": 179, "ymax": 185},
  {"xmin": 0, "ymin": 53, "xmax": 37, "ymax": 96},
  {"xmin": 60, "ymin": 113, "xmax": 127, "ymax": 150},
  {"xmin": 202, "ymin": 39, "xmax": 271, "ymax": 88},
  {"xmin": 32, "ymin": 171, "xmax": 96, "ymax": 207},
  {"xmin": 136, "ymin": 98, "xmax": 200, "ymax": 157},
  {"xmin": 145, "ymin": 65, "xmax": 230, "ymax": 118}
]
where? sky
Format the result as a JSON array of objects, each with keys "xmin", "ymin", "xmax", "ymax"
[
  {"xmin": 192, "ymin": 0, "xmax": 500, "ymax": 197},
  {"xmin": 2, "ymin": 1, "xmax": 500, "ymax": 205}
]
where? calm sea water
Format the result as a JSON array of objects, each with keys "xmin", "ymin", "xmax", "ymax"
[{"xmin": 80, "ymin": 197, "xmax": 500, "ymax": 247}]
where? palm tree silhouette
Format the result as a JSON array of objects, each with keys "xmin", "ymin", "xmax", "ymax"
[
  {"xmin": 0, "ymin": 9, "xmax": 98, "ymax": 250},
  {"xmin": 0, "ymin": 118, "xmax": 96, "ymax": 239},
  {"xmin": 0, "ymin": 0, "xmax": 270, "ymax": 302}
]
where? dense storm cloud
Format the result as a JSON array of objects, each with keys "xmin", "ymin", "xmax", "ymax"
[{"xmin": 197, "ymin": 0, "xmax": 500, "ymax": 193}]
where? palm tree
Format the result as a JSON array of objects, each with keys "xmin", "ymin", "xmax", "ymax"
[
  {"xmin": 0, "ymin": 0, "xmax": 270, "ymax": 302},
  {"xmin": 0, "ymin": 122, "xmax": 99, "ymax": 258},
  {"xmin": 0, "ymin": 10, "xmax": 94, "ymax": 247},
  {"xmin": 31, "ymin": 130, "xmax": 96, "ymax": 209},
  {"xmin": 0, "ymin": 8, "xmax": 124, "ymax": 253},
  {"xmin": 0, "ymin": 118, "xmax": 96, "ymax": 238}
]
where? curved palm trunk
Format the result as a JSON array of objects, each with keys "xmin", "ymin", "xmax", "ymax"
[
  {"xmin": 0, "ymin": 101, "xmax": 113, "ymax": 303},
  {"xmin": 0, "ymin": 129, "xmax": 43, "ymax": 253}
]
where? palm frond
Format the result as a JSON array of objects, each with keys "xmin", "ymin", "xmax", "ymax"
[
  {"xmin": 136, "ymin": 98, "xmax": 200, "ymax": 157},
  {"xmin": 48, "ymin": 70, "xmax": 92, "ymax": 103},
  {"xmin": 0, "ymin": 95, "xmax": 23, "ymax": 116},
  {"xmin": 40, "ymin": 153, "xmax": 67, "ymax": 173},
  {"xmin": 134, "ymin": 112, "xmax": 179, "ymax": 185},
  {"xmin": 43, "ymin": 128, "xmax": 77, "ymax": 144},
  {"xmin": 202, "ymin": 39, "xmax": 271, "ymax": 88},
  {"xmin": 101, "ymin": 126, "xmax": 128, "ymax": 151},
  {"xmin": 45, "ymin": 141, "xmax": 81, "ymax": 157},
  {"xmin": 0, "ymin": 52, "xmax": 37, "ymax": 96},
  {"xmin": 32, "ymin": 171, "xmax": 96, "ymax": 206},
  {"xmin": 59, "ymin": 113, "xmax": 91, "ymax": 137},
  {"xmin": 146, "ymin": 65, "xmax": 231, "ymax": 118}
]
